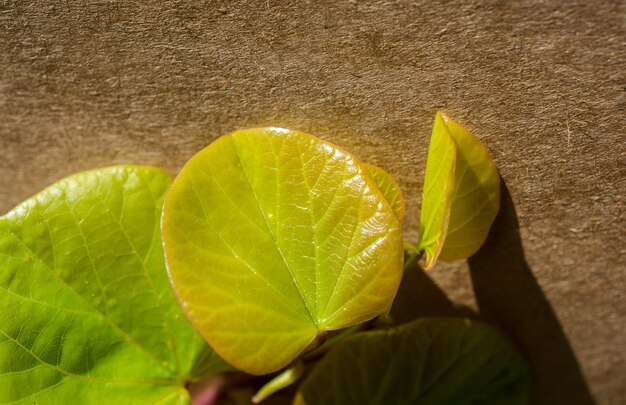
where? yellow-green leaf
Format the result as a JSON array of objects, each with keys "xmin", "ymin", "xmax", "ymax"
[
  {"xmin": 418, "ymin": 113, "xmax": 500, "ymax": 269},
  {"xmin": 417, "ymin": 113, "xmax": 457, "ymax": 269},
  {"xmin": 438, "ymin": 115, "xmax": 500, "ymax": 262},
  {"xmin": 366, "ymin": 164, "xmax": 405, "ymax": 222},
  {"xmin": 162, "ymin": 128, "xmax": 404, "ymax": 375},
  {"xmin": 0, "ymin": 166, "xmax": 229, "ymax": 405}
]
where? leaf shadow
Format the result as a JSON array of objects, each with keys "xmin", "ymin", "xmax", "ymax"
[
  {"xmin": 390, "ymin": 261, "xmax": 477, "ymax": 325},
  {"xmin": 467, "ymin": 179, "xmax": 596, "ymax": 405}
]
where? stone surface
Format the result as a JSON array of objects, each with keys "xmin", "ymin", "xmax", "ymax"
[{"xmin": 1, "ymin": 0, "xmax": 624, "ymax": 403}]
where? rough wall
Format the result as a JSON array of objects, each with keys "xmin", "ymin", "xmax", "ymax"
[{"xmin": 1, "ymin": 0, "xmax": 624, "ymax": 403}]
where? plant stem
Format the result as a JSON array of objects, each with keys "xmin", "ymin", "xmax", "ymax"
[
  {"xmin": 252, "ymin": 360, "xmax": 304, "ymax": 403},
  {"xmin": 403, "ymin": 249, "xmax": 424, "ymax": 272}
]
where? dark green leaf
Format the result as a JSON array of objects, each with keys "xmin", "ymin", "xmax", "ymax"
[{"xmin": 295, "ymin": 318, "xmax": 530, "ymax": 405}]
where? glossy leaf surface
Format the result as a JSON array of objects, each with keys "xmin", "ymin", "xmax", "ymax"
[
  {"xmin": 418, "ymin": 113, "xmax": 500, "ymax": 269},
  {"xmin": 163, "ymin": 128, "xmax": 404, "ymax": 375},
  {"xmin": 366, "ymin": 164, "xmax": 405, "ymax": 221},
  {"xmin": 0, "ymin": 167, "xmax": 228, "ymax": 405},
  {"xmin": 295, "ymin": 318, "xmax": 530, "ymax": 405}
]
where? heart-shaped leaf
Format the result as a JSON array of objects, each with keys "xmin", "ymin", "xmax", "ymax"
[
  {"xmin": 295, "ymin": 318, "xmax": 530, "ymax": 405},
  {"xmin": 366, "ymin": 165, "xmax": 405, "ymax": 222},
  {"xmin": 418, "ymin": 113, "xmax": 500, "ymax": 269},
  {"xmin": 0, "ymin": 166, "xmax": 228, "ymax": 405},
  {"xmin": 162, "ymin": 127, "xmax": 404, "ymax": 375}
]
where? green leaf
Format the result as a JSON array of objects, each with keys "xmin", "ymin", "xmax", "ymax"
[
  {"xmin": 0, "ymin": 166, "xmax": 228, "ymax": 405},
  {"xmin": 162, "ymin": 127, "xmax": 404, "ymax": 375},
  {"xmin": 365, "ymin": 164, "xmax": 405, "ymax": 222},
  {"xmin": 437, "ymin": 115, "xmax": 500, "ymax": 262},
  {"xmin": 418, "ymin": 113, "xmax": 500, "ymax": 269},
  {"xmin": 417, "ymin": 113, "xmax": 457, "ymax": 269},
  {"xmin": 295, "ymin": 318, "xmax": 530, "ymax": 405}
]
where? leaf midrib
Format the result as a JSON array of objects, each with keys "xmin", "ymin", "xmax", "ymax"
[
  {"xmin": 0, "ymin": 328, "xmax": 178, "ymax": 386},
  {"xmin": 231, "ymin": 136, "xmax": 319, "ymax": 329}
]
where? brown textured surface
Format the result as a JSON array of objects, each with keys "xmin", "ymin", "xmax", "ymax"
[{"xmin": 1, "ymin": 0, "xmax": 624, "ymax": 403}]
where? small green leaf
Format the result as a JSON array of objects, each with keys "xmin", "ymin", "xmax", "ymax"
[
  {"xmin": 295, "ymin": 318, "xmax": 530, "ymax": 405},
  {"xmin": 437, "ymin": 115, "xmax": 500, "ymax": 262},
  {"xmin": 417, "ymin": 113, "xmax": 457, "ymax": 269},
  {"xmin": 163, "ymin": 128, "xmax": 404, "ymax": 375},
  {"xmin": 0, "ymin": 166, "xmax": 228, "ymax": 405},
  {"xmin": 418, "ymin": 113, "xmax": 500, "ymax": 269},
  {"xmin": 366, "ymin": 164, "xmax": 405, "ymax": 222}
]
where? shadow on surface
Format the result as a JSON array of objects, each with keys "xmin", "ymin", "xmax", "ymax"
[
  {"xmin": 390, "ymin": 261, "xmax": 477, "ymax": 324},
  {"xmin": 468, "ymin": 180, "xmax": 596, "ymax": 405}
]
